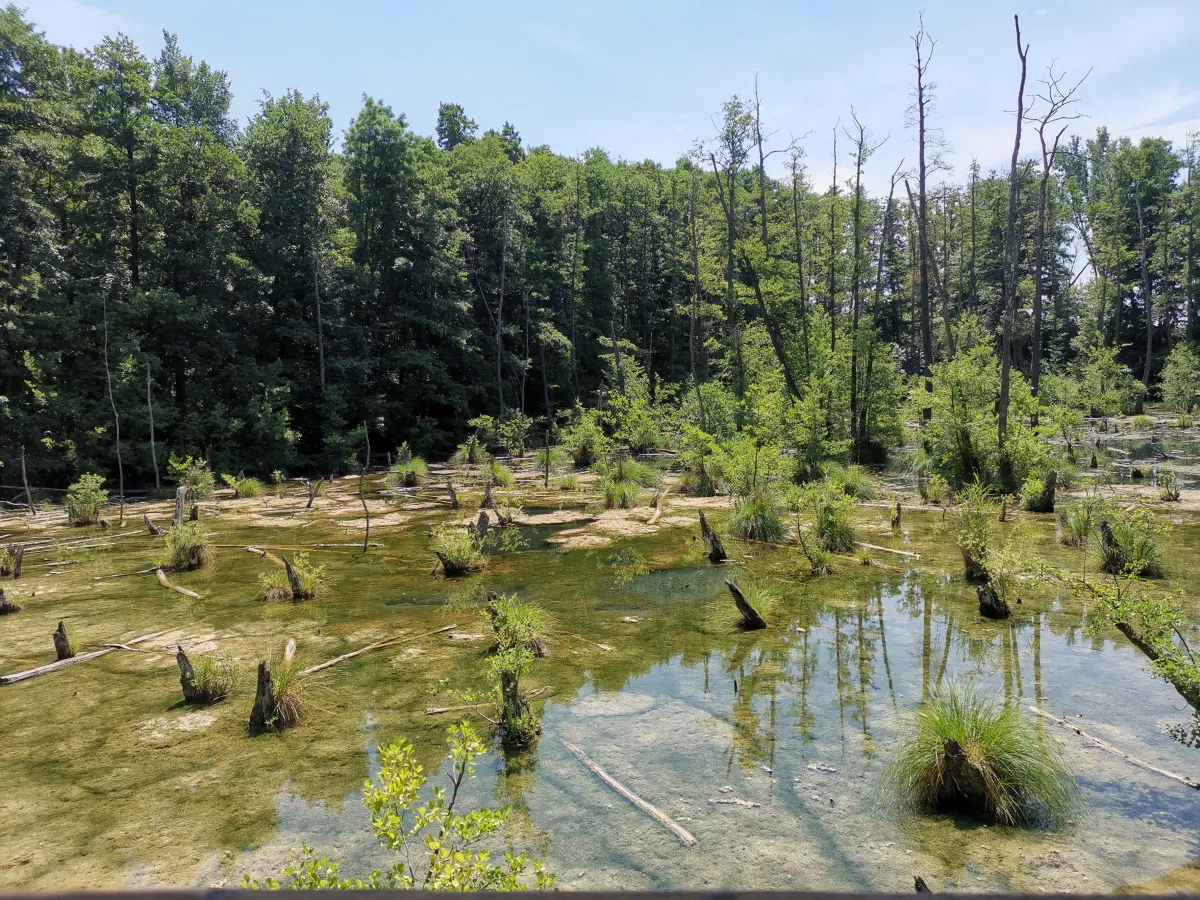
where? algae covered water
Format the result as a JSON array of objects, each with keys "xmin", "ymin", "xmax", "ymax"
[{"xmin": 2, "ymin": 479, "xmax": 1200, "ymax": 893}]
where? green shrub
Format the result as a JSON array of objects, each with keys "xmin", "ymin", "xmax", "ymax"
[
  {"xmin": 486, "ymin": 593, "xmax": 547, "ymax": 656},
  {"xmin": 950, "ymin": 478, "xmax": 994, "ymax": 582},
  {"xmin": 1159, "ymin": 471, "xmax": 1181, "ymax": 502},
  {"xmin": 1130, "ymin": 413, "xmax": 1155, "ymax": 431},
  {"xmin": 244, "ymin": 722, "xmax": 555, "ymax": 890},
  {"xmin": 260, "ymin": 552, "xmax": 325, "ymax": 601},
  {"xmin": 919, "ymin": 473, "xmax": 950, "ymax": 505},
  {"xmin": 64, "ymin": 473, "xmax": 107, "ymax": 526},
  {"xmin": 169, "ymin": 455, "xmax": 215, "ymax": 500},
  {"xmin": 431, "ymin": 525, "xmax": 486, "ymax": 576},
  {"xmin": 160, "ymin": 521, "xmax": 211, "ymax": 571},
  {"xmin": 730, "ymin": 490, "xmax": 786, "ymax": 542},
  {"xmin": 808, "ymin": 487, "xmax": 856, "ymax": 553},
  {"xmin": 557, "ymin": 473, "xmax": 579, "ymax": 492},
  {"xmin": 883, "ymin": 686, "xmax": 1078, "ymax": 827},
  {"xmin": 222, "ymin": 473, "xmax": 266, "ymax": 498},
  {"xmin": 190, "ymin": 656, "xmax": 239, "ymax": 704},
  {"xmin": 1161, "ymin": 343, "xmax": 1200, "ymax": 413},
  {"xmin": 535, "ymin": 446, "xmax": 570, "ymax": 472},
  {"xmin": 450, "ymin": 437, "xmax": 489, "ymax": 466},
  {"xmin": 562, "ymin": 406, "xmax": 609, "ymax": 467}
]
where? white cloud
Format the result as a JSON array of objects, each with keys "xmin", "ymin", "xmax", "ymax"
[{"xmin": 22, "ymin": 0, "xmax": 148, "ymax": 49}]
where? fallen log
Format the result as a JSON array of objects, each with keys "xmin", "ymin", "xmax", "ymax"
[
  {"xmin": 246, "ymin": 546, "xmax": 285, "ymax": 565},
  {"xmin": 558, "ymin": 632, "xmax": 614, "ymax": 652},
  {"xmin": 0, "ymin": 629, "xmax": 167, "ymax": 685},
  {"xmin": 300, "ymin": 623, "xmax": 459, "ymax": 677},
  {"xmin": 725, "ymin": 580, "xmax": 766, "ymax": 630},
  {"xmin": 1030, "ymin": 706, "xmax": 1200, "ymax": 790},
  {"xmin": 857, "ymin": 541, "xmax": 918, "ymax": 559},
  {"xmin": 156, "ymin": 568, "xmax": 201, "ymax": 600},
  {"xmin": 93, "ymin": 567, "xmax": 156, "ymax": 581},
  {"xmin": 561, "ymin": 740, "xmax": 698, "ymax": 847}
]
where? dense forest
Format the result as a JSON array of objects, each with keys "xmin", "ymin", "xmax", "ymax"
[{"xmin": 3, "ymin": 6, "xmax": 1199, "ymax": 496}]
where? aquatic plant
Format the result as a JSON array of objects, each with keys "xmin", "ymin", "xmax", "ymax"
[
  {"xmin": 64, "ymin": 473, "xmax": 107, "ymax": 526},
  {"xmin": 1175, "ymin": 413, "xmax": 1195, "ymax": 429},
  {"xmin": 243, "ymin": 722, "xmax": 554, "ymax": 890},
  {"xmin": 1099, "ymin": 510, "xmax": 1164, "ymax": 578},
  {"xmin": 919, "ymin": 473, "xmax": 950, "ymax": 505},
  {"xmin": 949, "ymin": 478, "xmax": 995, "ymax": 582},
  {"xmin": 169, "ymin": 455, "xmax": 215, "ymax": 500},
  {"xmin": 1159, "ymin": 471, "xmax": 1181, "ymax": 502},
  {"xmin": 486, "ymin": 592, "xmax": 548, "ymax": 657},
  {"xmin": 389, "ymin": 441, "xmax": 429, "ymax": 487},
  {"xmin": 222, "ymin": 473, "xmax": 266, "ymax": 498},
  {"xmin": 1059, "ymin": 501, "xmax": 1095, "ymax": 547},
  {"xmin": 431, "ymin": 525, "xmax": 486, "ymax": 576},
  {"xmin": 883, "ymin": 686, "xmax": 1079, "ymax": 827},
  {"xmin": 260, "ymin": 552, "xmax": 325, "ymax": 601},
  {"xmin": 557, "ymin": 472, "xmax": 579, "ymax": 492},
  {"xmin": 160, "ymin": 520, "xmax": 211, "ymax": 571},
  {"xmin": 1130, "ymin": 413, "xmax": 1155, "ymax": 431},
  {"xmin": 492, "ymin": 646, "xmax": 541, "ymax": 749},
  {"xmin": 190, "ymin": 656, "xmax": 239, "ymax": 704},
  {"xmin": 729, "ymin": 489, "xmax": 786, "ymax": 542},
  {"xmin": 488, "ymin": 460, "xmax": 515, "ymax": 489},
  {"xmin": 801, "ymin": 485, "xmax": 856, "ymax": 553}
]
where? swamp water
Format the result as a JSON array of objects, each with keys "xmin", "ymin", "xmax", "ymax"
[{"xmin": 3, "ymin": 489, "xmax": 1200, "ymax": 893}]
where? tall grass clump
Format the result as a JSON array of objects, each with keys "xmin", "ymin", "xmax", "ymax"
[
  {"xmin": 1130, "ymin": 413, "xmax": 1155, "ymax": 431},
  {"xmin": 260, "ymin": 552, "xmax": 326, "ymax": 601},
  {"xmin": 802, "ymin": 486, "xmax": 856, "ymax": 553},
  {"xmin": 730, "ymin": 489, "xmax": 786, "ymax": 542},
  {"xmin": 64, "ymin": 473, "xmax": 107, "ymax": 526},
  {"xmin": 222, "ymin": 473, "xmax": 266, "ymax": 498},
  {"xmin": 161, "ymin": 520, "xmax": 212, "ymax": 570},
  {"xmin": 1100, "ymin": 509, "xmax": 1164, "ymax": 578},
  {"xmin": 918, "ymin": 473, "xmax": 950, "ymax": 506},
  {"xmin": 268, "ymin": 639, "xmax": 303, "ymax": 730},
  {"xmin": 431, "ymin": 524, "xmax": 486, "ymax": 576},
  {"xmin": 557, "ymin": 472, "xmax": 580, "ymax": 492},
  {"xmin": 488, "ymin": 460, "xmax": 515, "ymax": 488},
  {"xmin": 823, "ymin": 462, "xmax": 878, "ymax": 500},
  {"xmin": 883, "ymin": 686, "xmax": 1079, "ymax": 827},
  {"xmin": 597, "ymin": 454, "xmax": 656, "ymax": 509},
  {"xmin": 190, "ymin": 656, "xmax": 239, "ymax": 704},
  {"xmin": 388, "ymin": 441, "xmax": 429, "ymax": 487}
]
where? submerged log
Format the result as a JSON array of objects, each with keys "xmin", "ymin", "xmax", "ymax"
[
  {"xmin": 300, "ymin": 623, "xmax": 458, "ymax": 676},
  {"xmin": 561, "ymin": 740, "xmax": 698, "ymax": 846},
  {"xmin": 177, "ymin": 646, "xmax": 199, "ymax": 704},
  {"xmin": 156, "ymin": 568, "xmax": 201, "ymax": 599},
  {"xmin": 725, "ymin": 580, "xmax": 767, "ymax": 630},
  {"xmin": 248, "ymin": 661, "xmax": 276, "ymax": 734},
  {"xmin": 699, "ymin": 511, "xmax": 727, "ymax": 563},
  {"xmin": 53, "ymin": 620, "xmax": 73, "ymax": 660},
  {"xmin": 0, "ymin": 588, "xmax": 20, "ymax": 615},
  {"xmin": 976, "ymin": 581, "xmax": 1010, "ymax": 620},
  {"xmin": 447, "ymin": 479, "xmax": 459, "ymax": 510},
  {"xmin": 143, "ymin": 513, "xmax": 164, "ymax": 536}
]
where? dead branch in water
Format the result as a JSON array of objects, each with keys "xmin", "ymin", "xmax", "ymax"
[
  {"xmin": 1030, "ymin": 706, "xmax": 1200, "ymax": 790},
  {"xmin": 561, "ymin": 740, "xmax": 698, "ymax": 846},
  {"xmin": 156, "ymin": 568, "xmax": 200, "ymax": 599},
  {"xmin": 0, "ymin": 630, "xmax": 167, "ymax": 685},
  {"xmin": 301, "ymin": 623, "xmax": 459, "ymax": 677}
]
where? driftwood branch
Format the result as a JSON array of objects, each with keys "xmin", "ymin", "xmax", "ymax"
[
  {"xmin": 1030, "ymin": 706, "xmax": 1200, "ymax": 790},
  {"xmin": 301, "ymin": 623, "xmax": 459, "ymax": 677},
  {"xmin": 562, "ymin": 740, "xmax": 698, "ymax": 846},
  {"xmin": 156, "ymin": 568, "xmax": 200, "ymax": 599},
  {"xmin": 0, "ymin": 630, "xmax": 167, "ymax": 685},
  {"xmin": 725, "ymin": 580, "xmax": 767, "ymax": 629}
]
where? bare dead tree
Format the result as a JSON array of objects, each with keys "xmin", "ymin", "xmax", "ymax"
[
  {"xmin": 998, "ymin": 14, "xmax": 1030, "ymax": 478},
  {"xmin": 146, "ymin": 362, "xmax": 160, "ymax": 491},
  {"xmin": 687, "ymin": 168, "xmax": 709, "ymax": 431},
  {"xmin": 1026, "ymin": 62, "xmax": 1089, "ymax": 401},
  {"xmin": 101, "ymin": 297, "xmax": 125, "ymax": 525},
  {"xmin": 844, "ymin": 110, "xmax": 888, "ymax": 459}
]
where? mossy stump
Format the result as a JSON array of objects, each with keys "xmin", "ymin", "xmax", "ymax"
[
  {"xmin": 699, "ymin": 511, "xmax": 727, "ymax": 564},
  {"xmin": 249, "ymin": 662, "xmax": 277, "ymax": 734},
  {"xmin": 177, "ymin": 646, "xmax": 200, "ymax": 704},
  {"xmin": 53, "ymin": 621, "xmax": 72, "ymax": 660}
]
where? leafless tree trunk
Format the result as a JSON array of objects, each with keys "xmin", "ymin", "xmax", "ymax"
[
  {"xmin": 998, "ymin": 15, "xmax": 1030, "ymax": 467},
  {"xmin": 312, "ymin": 257, "xmax": 326, "ymax": 395},
  {"xmin": 20, "ymin": 445, "xmax": 34, "ymax": 515},
  {"xmin": 688, "ymin": 170, "xmax": 708, "ymax": 430},
  {"xmin": 1135, "ymin": 190, "xmax": 1154, "ymax": 395},
  {"xmin": 860, "ymin": 162, "xmax": 904, "ymax": 455},
  {"xmin": 912, "ymin": 20, "xmax": 936, "ymax": 421},
  {"xmin": 146, "ymin": 362, "xmax": 160, "ymax": 491},
  {"xmin": 102, "ymin": 297, "xmax": 125, "ymax": 525},
  {"xmin": 791, "ymin": 152, "xmax": 813, "ymax": 376}
]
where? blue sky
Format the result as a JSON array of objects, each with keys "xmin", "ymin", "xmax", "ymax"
[{"xmin": 20, "ymin": 0, "xmax": 1200, "ymax": 190}]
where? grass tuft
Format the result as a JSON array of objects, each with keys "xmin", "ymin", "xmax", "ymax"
[
  {"xmin": 191, "ymin": 656, "xmax": 239, "ymax": 704},
  {"xmin": 160, "ymin": 521, "xmax": 212, "ymax": 571},
  {"xmin": 730, "ymin": 490, "xmax": 786, "ymax": 542},
  {"xmin": 883, "ymin": 686, "xmax": 1079, "ymax": 828}
]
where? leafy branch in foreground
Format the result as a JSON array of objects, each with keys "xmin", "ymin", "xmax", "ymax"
[{"xmin": 244, "ymin": 721, "xmax": 554, "ymax": 891}]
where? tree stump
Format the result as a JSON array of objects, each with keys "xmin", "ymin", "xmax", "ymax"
[
  {"xmin": 931, "ymin": 737, "xmax": 992, "ymax": 817},
  {"xmin": 466, "ymin": 434, "xmax": 478, "ymax": 465},
  {"xmin": 891, "ymin": 501, "xmax": 902, "ymax": 532},
  {"xmin": 174, "ymin": 485, "xmax": 187, "ymax": 526},
  {"xmin": 249, "ymin": 661, "xmax": 277, "ymax": 734},
  {"xmin": 1090, "ymin": 452, "xmax": 1098, "ymax": 469},
  {"xmin": 53, "ymin": 620, "xmax": 73, "ymax": 660},
  {"xmin": 914, "ymin": 876, "xmax": 933, "ymax": 893},
  {"xmin": 447, "ymin": 479, "xmax": 459, "ymax": 510},
  {"xmin": 725, "ymin": 580, "xmax": 766, "ymax": 630},
  {"xmin": 699, "ymin": 511, "xmax": 727, "ymax": 563},
  {"xmin": 1099, "ymin": 519, "xmax": 1127, "ymax": 574},
  {"xmin": 998, "ymin": 498, "xmax": 1008, "ymax": 522},
  {"xmin": 143, "ymin": 514, "xmax": 164, "ymax": 536},
  {"xmin": 282, "ymin": 556, "xmax": 305, "ymax": 600},
  {"xmin": 0, "ymin": 588, "xmax": 20, "ymax": 615},
  {"xmin": 476, "ymin": 509, "xmax": 489, "ymax": 542},
  {"xmin": 482, "ymin": 481, "xmax": 496, "ymax": 510},
  {"xmin": 976, "ymin": 581, "xmax": 1010, "ymax": 620},
  {"xmin": 177, "ymin": 646, "xmax": 200, "ymax": 704},
  {"xmin": 2, "ymin": 543, "xmax": 22, "ymax": 579},
  {"xmin": 189, "ymin": 504, "xmax": 199, "ymax": 522}
]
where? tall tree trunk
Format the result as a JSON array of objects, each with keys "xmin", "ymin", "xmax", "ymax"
[
  {"xmin": 913, "ymin": 28, "xmax": 935, "ymax": 422},
  {"xmin": 791, "ymin": 158, "xmax": 813, "ymax": 376},
  {"xmin": 828, "ymin": 127, "xmax": 839, "ymax": 352},
  {"xmin": 998, "ymin": 15, "xmax": 1029, "ymax": 464},
  {"xmin": 688, "ymin": 171, "xmax": 708, "ymax": 431},
  {"xmin": 127, "ymin": 143, "xmax": 139, "ymax": 289},
  {"xmin": 860, "ymin": 166, "xmax": 902, "ymax": 456},
  {"xmin": 146, "ymin": 362, "xmax": 159, "ymax": 491},
  {"xmin": 102, "ymin": 297, "xmax": 125, "ymax": 525},
  {"xmin": 1135, "ymin": 191, "xmax": 1154, "ymax": 394},
  {"xmin": 496, "ymin": 206, "xmax": 509, "ymax": 416},
  {"xmin": 312, "ymin": 257, "xmax": 326, "ymax": 395}
]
